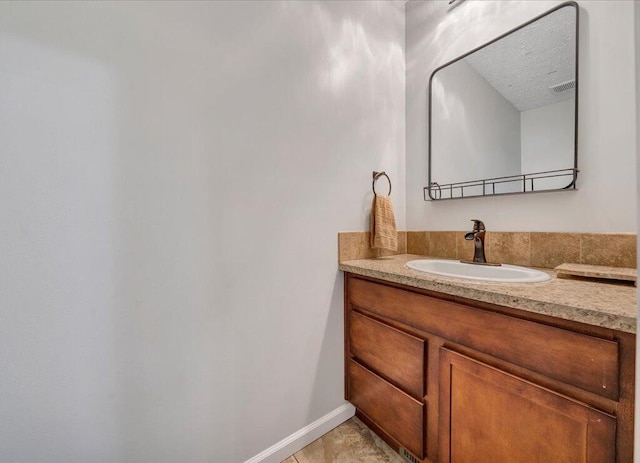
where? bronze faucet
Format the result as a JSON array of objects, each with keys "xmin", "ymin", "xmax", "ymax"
[{"xmin": 463, "ymin": 219, "xmax": 500, "ymax": 266}]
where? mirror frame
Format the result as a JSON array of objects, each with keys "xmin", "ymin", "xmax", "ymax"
[{"xmin": 427, "ymin": 1, "xmax": 579, "ymax": 201}]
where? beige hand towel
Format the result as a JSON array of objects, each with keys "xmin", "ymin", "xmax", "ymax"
[{"xmin": 370, "ymin": 194, "xmax": 398, "ymax": 252}]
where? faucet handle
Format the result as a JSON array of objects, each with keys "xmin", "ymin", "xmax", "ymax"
[{"xmin": 470, "ymin": 219, "xmax": 486, "ymax": 232}]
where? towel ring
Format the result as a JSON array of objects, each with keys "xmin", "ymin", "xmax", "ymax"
[{"xmin": 372, "ymin": 171, "xmax": 392, "ymax": 196}]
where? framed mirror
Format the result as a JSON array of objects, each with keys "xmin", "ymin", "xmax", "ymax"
[{"xmin": 426, "ymin": 2, "xmax": 579, "ymax": 200}]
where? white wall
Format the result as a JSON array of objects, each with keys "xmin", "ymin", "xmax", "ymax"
[
  {"xmin": 407, "ymin": 0, "xmax": 637, "ymax": 232},
  {"xmin": 521, "ymin": 98, "xmax": 575, "ymax": 190},
  {"xmin": 431, "ymin": 59, "xmax": 521, "ymax": 197},
  {"xmin": 0, "ymin": 2, "xmax": 405, "ymax": 462}
]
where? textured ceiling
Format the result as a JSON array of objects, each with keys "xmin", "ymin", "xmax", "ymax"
[{"xmin": 465, "ymin": 5, "xmax": 576, "ymax": 112}]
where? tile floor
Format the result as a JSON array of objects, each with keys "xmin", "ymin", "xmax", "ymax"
[{"xmin": 281, "ymin": 417, "xmax": 405, "ymax": 463}]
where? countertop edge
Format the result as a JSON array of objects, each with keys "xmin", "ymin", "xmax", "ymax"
[{"xmin": 339, "ymin": 259, "xmax": 637, "ymax": 334}]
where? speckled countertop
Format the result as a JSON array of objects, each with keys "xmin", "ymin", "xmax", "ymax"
[{"xmin": 340, "ymin": 254, "xmax": 637, "ymax": 334}]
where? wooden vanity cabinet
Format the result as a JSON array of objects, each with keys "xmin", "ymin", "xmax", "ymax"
[{"xmin": 344, "ymin": 273, "xmax": 635, "ymax": 463}]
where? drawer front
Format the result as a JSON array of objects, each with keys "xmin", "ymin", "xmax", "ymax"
[
  {"xmin": 349, "ymin": 359, "xmax": 424, "ymax": 458},
  {"xmin": 349, "ymin": 278, "xmax": 619, "ymax": 400},
  {"xmin": 350, "ymin": 311, "xmax": 425, "ymax": 398}
]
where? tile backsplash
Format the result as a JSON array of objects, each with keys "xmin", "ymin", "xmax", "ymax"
[
  {"xmin": 337, "ymin": 231, "xmax": 407, "ymax": 262},
  {"xmin": 339, "ymin": 231, "xmax": 637, "ymax": 269}
]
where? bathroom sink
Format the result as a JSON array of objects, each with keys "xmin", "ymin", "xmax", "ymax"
[{"xmin": 406, "ymin": 259, "xmax": 551, "ymax": 283}]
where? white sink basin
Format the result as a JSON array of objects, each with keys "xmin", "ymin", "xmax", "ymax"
[{"xmin": 406, "ymin": 259, "xmax": 551, "ymax": 283}]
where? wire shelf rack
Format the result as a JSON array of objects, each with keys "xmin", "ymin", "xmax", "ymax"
[{"xmin": 424, "ymin": 168, "xmax": 578, "ymax": 201}]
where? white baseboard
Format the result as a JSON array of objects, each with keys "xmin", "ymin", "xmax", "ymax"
[{"xmin": 243, "ymin": 402, "xmax": 356, "ymax": 463}]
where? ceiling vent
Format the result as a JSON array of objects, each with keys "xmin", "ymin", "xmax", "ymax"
[{"xmin": 549, "ymin": 80, "xmax": 575, "ymax": 94}]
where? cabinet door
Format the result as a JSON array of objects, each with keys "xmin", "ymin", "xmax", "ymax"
[{"xmin": 439, "ymin": 348, "xmax": 616, "ymax": 463}]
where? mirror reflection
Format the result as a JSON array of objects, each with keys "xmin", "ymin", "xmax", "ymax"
[{"xmin": 427, "ymin": 2, "xmax": 578, "ymax": 200}]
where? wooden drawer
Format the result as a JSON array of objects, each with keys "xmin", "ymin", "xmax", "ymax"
[
  {"xmin": 350, "ymin": 311, "xmax": 425, "ymax": 398},
  {"xmin": 349, "ymin": 278, "xmax": 619, "ymax": 400},
  {"xmin": 349, "ymin": 360, "xmax": 424, "ymax": 458}
]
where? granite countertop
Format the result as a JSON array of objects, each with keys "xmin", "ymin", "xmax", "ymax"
[{"xmin": 339, "ymin": 254, "xmax": 637, "ymax": 334}]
